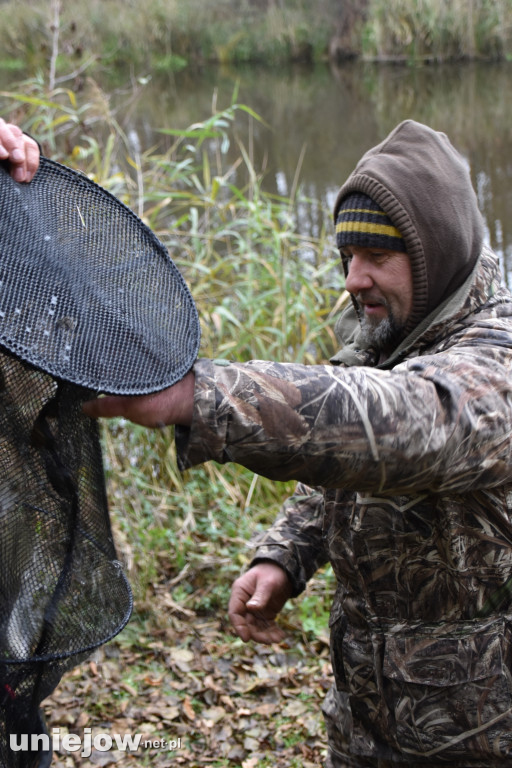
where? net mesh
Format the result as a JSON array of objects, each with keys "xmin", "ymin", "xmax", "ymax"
[
  {"xmin": 0, "ymin": 157, "xmax": 200, "ymax": 394},
  {"xmin": 0, "ymin": 157, "xmax": 200, "ymax": 766},
  {"xmin": 0, "ymin": 353, "xmax": 132, "ymax": 767}
]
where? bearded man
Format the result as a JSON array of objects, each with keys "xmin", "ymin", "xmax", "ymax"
[{"xmin": 86, "ymin": 120, "xmax": 512, "ymax": 767}]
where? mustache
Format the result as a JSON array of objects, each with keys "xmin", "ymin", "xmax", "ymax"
[{"xmin": 354, "ymin": 293, "xmax": 388, "ymax": 307}]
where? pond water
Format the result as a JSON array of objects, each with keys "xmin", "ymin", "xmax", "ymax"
[
  {"xmin": 115, "ymin": 60, "xmax": 512, "ymax": 283},
  {"xmin": 3, "ymin": 60, "xmax": 511, "ymax": 280}
]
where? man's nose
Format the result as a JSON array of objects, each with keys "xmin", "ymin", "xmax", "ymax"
[{"xmin": 345, "ymin": 254, "xmax": 373, "ymax": 295}]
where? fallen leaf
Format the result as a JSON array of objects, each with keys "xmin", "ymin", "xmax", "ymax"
[
  {"xmin": 201, "ymin": 706, "xmax": 226, "ymax": 724},
  {"xmin": 120, "ymin": 682, "xmax": 138, "ymax": 697},
  {"xmin": 242, "ymin": 758, "xmax": 259, "ymax": 768},
  {"xmin": 282, "ymin": 699, "xmax": 309, "ymax": 717},
  {"xmin": 255, "ymin": 702, "xmax": 278, "ymax": 716},
  {"xmin": 89, "ymin": 750, "xmax": 120, "ymax": 766},
  {"xmin": 144, "ymin": 674, "xmax": 163, "ymax": 686},
  {"xmin": 168, "ymin": 647, "xmax": 195, "ymax": 672},
  {"xmin": 76, "ymin": 711, "xmax": 89, "ymax": 728},
  {"xmin": 243, "ymin": 736, "xmax": 260, "ymax": 751},
  {"xmin": 182, "ymin": 696, "xmax": 196, "ymax": 721}
]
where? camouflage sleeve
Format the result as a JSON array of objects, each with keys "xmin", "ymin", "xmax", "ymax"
[
  {"xmin": 249, "ymin": 482, "xmax": 328, "ymax": 596},
  {"xmin": 175, "ymin": 344, "xmax": 512, "ymax": 493}
]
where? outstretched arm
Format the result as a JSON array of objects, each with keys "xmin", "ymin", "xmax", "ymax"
[{"xmin": 0, "ymin": 119, "xmax": 40, "ymax": 182}]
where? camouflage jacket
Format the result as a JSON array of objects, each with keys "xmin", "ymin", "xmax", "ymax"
[{"xmin": 177, "ymin": 246, "xmax": 512, "ymax": 763}]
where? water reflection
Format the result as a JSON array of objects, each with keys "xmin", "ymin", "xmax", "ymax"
[
  {"xmin": 3, "ymin": 60, "xmax": 512, "ymax": 280},
  {"xmin": 110, "ymin": 60, "xmax": 512, "ymax": 282}
]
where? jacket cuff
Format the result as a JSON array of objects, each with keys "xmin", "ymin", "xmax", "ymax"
[
  {"xmin": 175, "ymin": 358, "xmax": 229, "ymax": 470},
  {"xmin": 250, "ymin": 545, "xmax": 307, "ymax": 597}
]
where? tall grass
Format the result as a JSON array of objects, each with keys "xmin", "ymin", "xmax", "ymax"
[
  {"xmin": 1, "ymin": 80, "xmax": 341, "ymax": 605},
  {"xmin": 0, "ymin": 0, "xmax": 337, "ymax": 75},
  {"xmin": 0, "ymin": 0, "xmax": 509, "ymax": 77},
  {"xmin": 363, "ymin": 0, "xmax": 510, "ymax": 61}
]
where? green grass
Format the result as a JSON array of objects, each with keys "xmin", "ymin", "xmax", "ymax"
[
  {"xmin": 363, "ymin": 0, "xmax": 510, "ymax": 61},
  {"xmin": 0, "ymin": 0, "xmax": 338, "ymax": 76},
  {"xmin": 3, "ymin": 82, "xmax": 335, "ymax": 767},
  {"xmin": 0, "ymin": 78, "xmax": 341, "ymax": 621},
  {"xmin": 0, "ymin": 0, "xmax": 508, "ymax": 79},
  {"xmin": 2, "ymin": 73, "xmax": 336, "ymax": 768}
]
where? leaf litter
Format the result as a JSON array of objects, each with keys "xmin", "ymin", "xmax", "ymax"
[{"xmin": 43, "ymin": 577, "xmax": 333, "ymax": 767}]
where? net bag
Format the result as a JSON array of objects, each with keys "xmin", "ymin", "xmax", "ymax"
[{"xmin": 0, "ymin": 157, "xmax": 201, "ymax": 767}]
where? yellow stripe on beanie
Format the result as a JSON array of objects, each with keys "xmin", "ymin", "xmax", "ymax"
[
  {"xmin": 335, "ymin": 193, "xmax": 406, "ymax": 252},
  {"xmin": 335, "ymin": 220, "xmax": 403, "ymax": 239}
]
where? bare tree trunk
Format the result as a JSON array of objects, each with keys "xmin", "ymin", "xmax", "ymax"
[
  {"xmin": 466, "ymin": 0, "xmax": 476, "ymax": 58},
  {"xmin": 49, "ymin": 0, "xmax": 61, "ymax": 92},
  {"xmin": 329, "ymin": 0, "xmax": 370, "ymax": 61}
]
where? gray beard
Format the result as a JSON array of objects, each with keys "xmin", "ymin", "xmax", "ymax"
[{"xmin": 359, "ymin": 313, "xmax": 405, "ymax": 352}]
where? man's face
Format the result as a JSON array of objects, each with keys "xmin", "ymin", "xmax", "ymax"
[{"xmin": 342, "ymin": 245, "xmax": 413, "ymax": 354}]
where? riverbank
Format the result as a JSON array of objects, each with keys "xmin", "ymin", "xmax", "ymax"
[
  {"xmin": 1, "ymin": 0, "xmax": 509, "ymax": 81},
  {"xmin": 1, "ymin": 8, "xmax": 511, "ymax": 763}
]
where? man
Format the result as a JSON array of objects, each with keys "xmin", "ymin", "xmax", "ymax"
[{"xmin": 85, "ymin": 119, "xmax": 512, "ymax": 766}]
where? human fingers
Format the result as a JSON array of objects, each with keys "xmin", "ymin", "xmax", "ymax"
[
  {"xmin": 244, "ymin": 562, "xmax": 293, "ymax": 616},
  {"xmin": 82, "ymin": 372, "xmax": 195, "ymax": 427},
  {"xmin": 83, "ymin": 393, "xmax": 174, "ymax": 428},
  {"xmin": 21, "ymin": 134, "xmax": 40, "ymax": 181},
  {"xmin": 228, "ymin": 584, "xmax": 285, "ymax": 644},
  {"xmin": 242, "ymin": 611, "xmax": 286, "ymax": 644},
  {"xmin": 83, "ymin": 394, "xmax": 153, "ymax": 422},
  {"xmin": 0, "ymin": 120, "xmax": 39, "ymax": 182},
  {"xmin": 0, "ymin": 120, "xmax": 24, "ymax": 177},
  {"xmin": 228, "ymin": 568, "xmax": 288, "ymax": 643},
  {"xmin": 0, "ymin": 117, "xmax": 22, "ymax": 150},
  {"xmin": 228, "ymin": 578, "xmax": 257, "ymax": 642}
]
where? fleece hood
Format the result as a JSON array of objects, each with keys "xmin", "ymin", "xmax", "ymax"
[{"xmin": 333, "ymin": 120, "xmax": 484, "ymax": 334}]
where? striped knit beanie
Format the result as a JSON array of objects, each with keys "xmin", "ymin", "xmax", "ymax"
[{"xmin": 335, "ymin": 193, "xmax": 406, "ymax": 252}]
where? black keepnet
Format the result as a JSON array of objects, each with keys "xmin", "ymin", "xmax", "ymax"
[{"xmin": 0, "ymin": 157, "xmax": 200, "ymax": 767}]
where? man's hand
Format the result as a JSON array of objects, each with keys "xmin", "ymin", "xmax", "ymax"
[
  {"xmin": 82, "ymin": 371, "xmax": 195, "ymax": 427},
  {"xmin": 228, "ymin": 561, "xmax": 293, "ymax": 644},
  {"xmin": 0, "ymin": 119, "xmax": 40, "ymax": 182}
]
